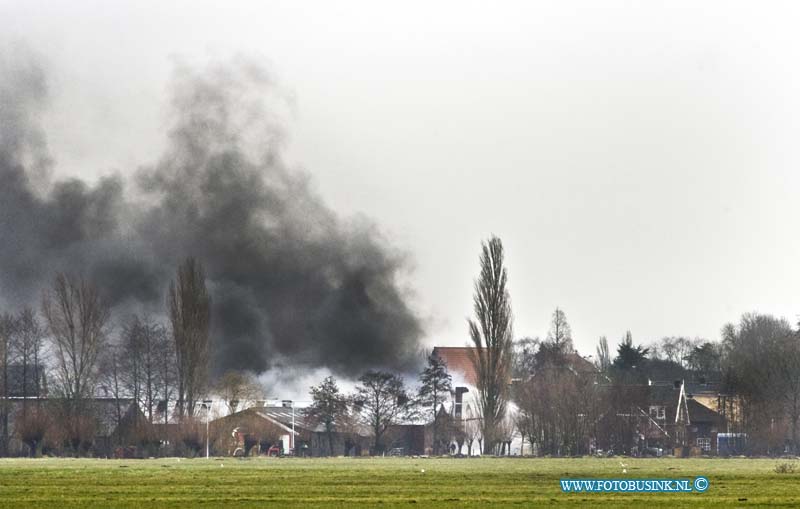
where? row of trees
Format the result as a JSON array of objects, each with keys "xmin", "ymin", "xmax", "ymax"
[
  {"xmin": 5, "ymin": 234, "xmax": 800, "ymax": 458},
  {"xmin": 721, "ymin": 313, "xmax": 800, "ymax": 454},
  {"xmin": 304, "ymin": 352, "xmax": 454, "ymax": 456},
  {"xmin": 511, "ymin": 310, "xmax": 800, "ymax": 456},
  {"xmin": 592, "ymin": 315, "xmax": 800, "ymax": 455},
  {"xmin": 465, "ymin": 235, "xmax": 800, "ymax": 457},
  {"xmin": 305, "ymin": 235, "xmax": 520, "ymax": 457},
  {"xmin": 0, "ymin": 257, "xmax": 212, "ymax": 456}
]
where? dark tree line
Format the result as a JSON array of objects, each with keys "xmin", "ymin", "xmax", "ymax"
[
  {"xmin": 512, "ymin": 309, "xmax": 600, "ymax": 456},
  {"xmin": 4, "ymin": 231, "xmax": 799, "ymax": 460},
  {"xmin": 303, "ymin": 353, "xmax": 456, "ymax": 457},
  {"xmin": 720, "ymin": 313, "xmax": 800, "ymax": 454},
  {"xmin": 511, "ymin": 310, "xmax": 800, "ymax": 457},
  {"xmin": 0, "ymin": 256, "xmax": 211, "ymax": 457}
]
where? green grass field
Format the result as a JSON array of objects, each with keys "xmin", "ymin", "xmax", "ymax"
[{"xmin": 0, "ymin": 457, "xmax": 797, "ymax": 508}]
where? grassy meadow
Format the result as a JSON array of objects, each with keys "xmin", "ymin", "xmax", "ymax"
[{"xmin": 0, "ymin": 456, "xmax": 797, "ymax": 508}]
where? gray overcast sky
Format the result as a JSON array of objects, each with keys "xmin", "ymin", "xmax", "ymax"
[{"xmin": 3, "ymin": 0, "xmax": 800, "ymax": 356}]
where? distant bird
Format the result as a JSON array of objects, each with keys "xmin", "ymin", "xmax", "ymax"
[{"xmin": 620, "ymin": 461, "xmax": 627, "ymax": 474}]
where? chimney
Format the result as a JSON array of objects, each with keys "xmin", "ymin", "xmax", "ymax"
[{"xmin": 454, "ymin": 387, "xmax": 468, "ymax": 418}]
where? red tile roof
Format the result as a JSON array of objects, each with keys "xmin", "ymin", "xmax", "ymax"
[
  {"xmin": 432, "ymin": 347, "xmax": 479, "ymax": 386},
  {"xmin": 564, "ymin": 352, "xmax": 598, "ymax": 373},
  {"xmin": 433, "ymin": 346, "xmax": 595, "ymax": 387}
]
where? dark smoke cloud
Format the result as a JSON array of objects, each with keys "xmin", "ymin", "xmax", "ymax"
[{"xmin": 0, "ymin": 49, "xmax": 423, "ymax": 377}]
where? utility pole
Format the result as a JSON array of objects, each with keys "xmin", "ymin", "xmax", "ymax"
[
  {"xmin": 203, "ymin": 399, "xmax": 213, "ymax": 459},
  {"xmin": 292, "ymin": 401, "xmax": 296, "ymax": 455}
]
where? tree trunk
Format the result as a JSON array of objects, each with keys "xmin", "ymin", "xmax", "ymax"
[{"xmin": 431, "ymin": 408, "xmax": 437, "ymax": 455}]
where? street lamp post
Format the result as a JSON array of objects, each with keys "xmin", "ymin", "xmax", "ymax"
[
  {"xmin": 277, "ymin": 398, "xmax": 309, "ymax": 455},
  {"xmin": 291, "ymin": 400, "xmax": 295, "ymax": 454},
  {"xmin": 202, "ymin": 399, "xmax": 213, "ymax": 459}
]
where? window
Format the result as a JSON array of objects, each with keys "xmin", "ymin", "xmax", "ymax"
[
  {"xmin": 696, "ymin": 437, "xmax": 711, "ymax": 451},
  {"xmin": 649, "ymin": 406, "xmax": 665, "ymax": 420}
]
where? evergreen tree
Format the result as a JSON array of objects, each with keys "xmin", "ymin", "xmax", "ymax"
[
  {"xmin": 418, "ymin": 352, "xmax": 452, "ymax": 454},
  {"xmin": 305, "ymin": 376, "xmax": 348, "ymax": 456}
]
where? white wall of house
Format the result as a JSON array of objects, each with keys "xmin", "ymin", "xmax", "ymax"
[{"xmin": 448, "ymin": 382, "xmax": 525, "ymax": 456}]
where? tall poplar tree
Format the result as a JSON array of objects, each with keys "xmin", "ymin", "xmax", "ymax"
[{"xmin": 468, "ymin": 236, "xmax": 513, "ymax": 454}]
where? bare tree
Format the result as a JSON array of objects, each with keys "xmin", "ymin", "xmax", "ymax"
[
  {"xmin": 41, "ymin": 273, "xmax": 110, "ymax": 408},
  {"xmin": 142, "ymin": 321, "xmax": 167, "ymax": 424},
  {"xmin": 775, "ymin": 334, "xmax": 800, "ymax": 454},
  {"xmin": 168, "ymin": 257, "xmax": 211, "ymax": 418},
  {"xmin": 463, "ymin": 414, "xmax": 481, "ymax": 456},
  {"xmin": 14, "ymin": 405, "xmax": 51, "ymax": 457},
  {"xmin": 156, "ymin": 329, "xmax": 177, "ymax": 433},
  {"xmin": 215, "ymin": 370, "xmax": 263, "ymax": 415},
  {"xmin": 4, "ymin": 310, "xmax": 48, "ymax": 456},
  {"xmin": 13, "ymin": 309, "xmax": 47, "ymax": 412},
  {"xmin": 721, "ymin": 313, "xmax": 794, "ymax": 453},
  {"xmin": 468, "ymin": 236, "xmax": 513, "ymax": 454},
  {"xmin": 513, "ymin": 408, "xmax": 528, "ymax": 455},
  {"xmin": 120, "ymin": 318, "xmax": 143, "ymax": 416},
  {"xmin": 496, "ymin": 414, "xmax": 515, "ymax": 455},
  {"xmin": 512, "ymin": 337, "xmax": 539, "ymax": 379},
  {"xmin": 657, "ymin": 336, "xmax": 700, "ymax": 368},
  {"xmin": 595, "ymin": 336, "xmax": 611, "ymax": 373},
  {"xmin": 121, "ymin": 316, "xmax": 165, "ymax": 423},
  {"xmin": 547, "ymin": 308, "xmax": 573, "ymax": 353},
  {"xmin": 40, "ymin": 273, "xmax": 109, "ymax": 455},
  {"xmin": 0, "ymin": 313, "xmax": 14, "ymax": 455},
  {"xmin": 99, "ymin": 344, "xmax": 127, "ymax": 445},
  {"xmin": 353, "ymin": 370, "xmax": 411, "ymax": 455}
]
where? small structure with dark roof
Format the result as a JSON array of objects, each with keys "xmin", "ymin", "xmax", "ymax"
[{"xmin": 209, "ymin": 406, "xmax": 371, "ymax": 457}]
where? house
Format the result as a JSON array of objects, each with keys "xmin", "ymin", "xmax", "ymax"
[
  {"xmin": 384, "ymin": 424, "xmax": 427, "ymax": 455},
  {"xmin": 599, "ymin": 380, "xmax": 730, "ymax": 457},
  {"xmin": 208, "ymin": 405, "xmax": 371, "ymax": 457},
  {"xmin": 91, "ymin": 398, "xmax": 151, "ymax": 457},
  {"xmin": 209, "ymin": 406, "xmax": 295, "ymax": 456},
  {"xmin": 431, "ymin": 347, "xmax": 479, "ymax": 387},
  {"xmin": 431, "ymin": 346, "xmax": 482, "ymax": 423},
  {"xmin": 430, "ymin": 346, "xmax": 484, "ymax": 455},
  {"xmin": 1, "ymin": 396, "xmax": 148, "ymax": 457},
  {"xmin": 660, "ymin": 380, "xmax": 726, "ymax": 456},
  {"xmin": 683, "ymin": 380, "xmax": 742, "ymax": 437},
  {"xmin": 431, "ymin": 346, "xmax": 523, "ymax": 455}
]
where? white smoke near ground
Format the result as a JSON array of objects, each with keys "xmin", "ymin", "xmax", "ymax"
[{"xmin": 256, "ymin": 366, "xmax": 359, "ymax": 405}]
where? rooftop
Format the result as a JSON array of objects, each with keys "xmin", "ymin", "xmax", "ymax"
[{"xmin": 431, "ymin": 346, "xmax": 478, "ymax": 386}]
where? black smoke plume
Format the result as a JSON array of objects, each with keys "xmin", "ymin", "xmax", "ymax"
[{"xmin": 0, "ymin": 49, "xmax": 423, "ymax": 377}]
